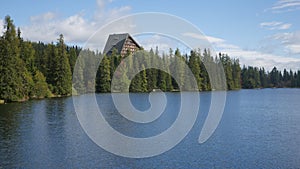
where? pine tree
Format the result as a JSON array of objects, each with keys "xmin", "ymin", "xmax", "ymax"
[
  {"xmin": 162, "ymin": 53, "xmax": 173, "ymax": 91},
  {"xmin": 112, "ymin": 61, "xmax": 130, "ymax": 92},
  {"xmin": 96, "ymin": 55, "xmax": 111, "ymax": 92},
  {"xmin": 220, "ymin": 54, "xmax": 234, "ymax": 90},
  {"xmin": 146, "ymin": 48, "xmax": 158, "ymax": 91},
  {"xmin": 130, "ymin": 56, "xmax": 142, "ymax": 92},
  {"xmin": 32, "ymin": 41, "xmax": 48, "ymax": 76},
  {"xmin": 32, "ymin": 70, "xmax": 51, "ymax": 98},
  {"xmin": 172, "ymin": 48, "xmax": 185, "ymax": 90},
  {"xmin": 297, "ymin": 71, "xmax": 300, "ymax": 87},
  {"xmin": 48, "ymin": 34, "xmax": 72, "ymax": 95},
  {"xmin": 232, "ymin": 59, "xmax": 241, "ymax": 89},
  {"xmin": 109, "ymin": 48, "xmax": 120, "ymax": 80},
  {"xmin": 68, "ymin": 47, "xmax": 78, "ymax": 74},
  {"xmin": 0, "ymin": 16, "xmax": 33, "ymax": 101},
  {"xmin": 270, "ymin": 67, "xmax": 280, "ymax": 87},
  {"xmin": 72, "ymin": 50, "xmax": 85, "ymax": 94},
  {"xmin": 19, "ymin": 40, "xmax": 36, "ymax": 73},
  {"xmin": 201, "ymin": 49, "xmax": 212, "ymax": 90},
  {"xmin": 188, "ymin": 50, "xmax": 202, "ymax": 91},
  {"xmin": 259, "ymin": 68, "xmax": 268, "ymax": 88},
  {"xmin": 140, "ymin": 64, "xmax": 148, "ymax": 92}
]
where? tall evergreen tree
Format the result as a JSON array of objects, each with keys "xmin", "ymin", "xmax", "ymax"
[
  {"xmin": 201, "ymin": 49, "xmax": 212, "ymax": 90},
  {"xmin": 32, "ymin": 70, "xmax": 51, "ymax": 98},
  {"xmin": 259, "ymin": 68, "xmax": 268, "ymax": 88},
  {"xmin": 96, "ymin": 55, "xmax": 111, "ymax": 92},
  {"xmin": 221, "ymin": 54, "xmax": 234, "ymax": 90},
  {"xmin": 146, "ymin": 48, "xmax": 158, "ymax": 91},
  {"xmin": 0, "ymin": 16, "xmax": 32, "ymax": 101},
  {"xmin": 270, "ymin": 67, "xmax": 280, "ymax": 87},
  {"xmin": 162, "ymin": 53, "xmax": 173, "ymax": 91},
  {"xmin": 50, "ymin": 34, "xmax": 72, "ymax": 95},
  {"xmin": 172, "ymin": 48, "xmax": 185, "ymax": 90},
  {"xmin": 188, "ymin": 50, "xmax": 202, "ymax": 91},
  {"xmin": 19, "ymin": 40, "xmax": 36, "ymax": 73},
  {"xmin": 232, "ymin": 59, "xmax": 241, "ymax": 89},
  {"xmin": 68, "ymin": 47, "xmax": 78, "ymax": 74},
  {"xmin": 130, "ymin": 56, "xmax": 142, "ymax": 92},
  {"xmin": 140, "ymin": 64, "xmax": 148, "ymax": 92}
]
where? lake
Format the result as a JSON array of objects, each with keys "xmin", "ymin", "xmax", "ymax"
[{"xmin": 0, "ymin": 89, "xmax": 300, "ymax": 168}]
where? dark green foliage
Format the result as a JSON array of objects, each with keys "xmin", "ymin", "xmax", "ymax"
[
  {"xmin": 0, "ymin": 16, "xmax": 80, "ymax": 101},
  {"xmin": 20, "ymin": 41, "xmax": 36, "ymax": 73},
  {"xmin": 146, "ymin": 49, "xmax": 158, "ymax": 91},
  {"xmin": 1, "ymin": 16, "xmax": 300, "ymax": 103},
  {"xmin": 232, "ymin": 59, "xmax": 241, "ymax": 89},
  {"xmin": 259, "ymin": 68, "xmax": 268, "ymax": 88},
  {"xmin": 68, "ymin": 47, "xmax": 79, "ymax": 74},
  {"xmin": 0, "ymin": 16, "xmax": 33, "ymax": 101},
  {"xmin": 157, "ymin": 70, "xmax": 167, "ymax": 91},
  {"xmin": 96, "ymin": 55, "xmax": 111, "ymax": 92},
  {"xmin": 42, "ymin": 35, "xmax": 72, "ymax": 96},
  {"xmin": 241, "ymin": 66, "xmax": 261, "ymax": 88},
  {"xmin": 52, "ymin": 34, "xmax": 72, "ymax": 95},
  {"xmin": 172, "ymin": 48, "xmax": 185, "ymax": 89},
  {"xmin": 220, "ymin": 54, "xmax": 234, "ymax": 90},
  {"xmin": 270, "ymin": 67, "xmax": 280, "ymax": 87},
  {"xmin": 129, "ymin": 56, "xmax": 142, "ymax": 92},
  {"xmin": 32, "ymin": 70, "xmax": 51, "ymax": 98},
  {"xmin": 140, "ymin": 65, "xmax": 148, "ymax": 92},
  {"xmin": 240, "ymin": 66, "xmax": 300, "ymax": 89},
  {"xmin": 188, "ymin": 50, "xmax": 202, "ymax": 90}
]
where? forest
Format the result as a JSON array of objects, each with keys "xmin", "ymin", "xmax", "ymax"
[{"xmin": 1, "ymin": 16, "xmax": 300, "ymax": 102}]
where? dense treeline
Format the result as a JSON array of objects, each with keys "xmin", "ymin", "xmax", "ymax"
[
  {"xmin": 91, "ymin": 48, "xmax": 242, "ymax": 93},
  {"xmin": 0, "ymin": 16, "xmax": 300, "ymax": 102},
  {"xmin": 0, "ymin": 16, "xmax": 80, "ymax": 102},
  {"xmin": 241, "ymin": 66, "xmax": 300, "ymax": 88}
]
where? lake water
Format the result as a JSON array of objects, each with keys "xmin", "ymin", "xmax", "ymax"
[{"xmin": 0, "ymin": 89, "xmax": 299, "ymax": 168}]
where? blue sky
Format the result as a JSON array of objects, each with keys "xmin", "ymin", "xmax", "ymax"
[{"xmin": 1, "ymin": 0, "xmax": 300, "ymax": 70}]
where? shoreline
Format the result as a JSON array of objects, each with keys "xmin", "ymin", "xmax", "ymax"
[{"xmin": 1, "ymin": 87, "xmax": 300, "ymax": 104}]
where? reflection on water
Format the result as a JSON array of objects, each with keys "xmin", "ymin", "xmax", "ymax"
[{"xmin": 0, "ymin": 89, "xmax": 300, "ymax": 168}]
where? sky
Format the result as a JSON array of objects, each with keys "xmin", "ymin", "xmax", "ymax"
[{"xmin": 1, "ymin": 0, "xmax": 300, "ymax": 71}]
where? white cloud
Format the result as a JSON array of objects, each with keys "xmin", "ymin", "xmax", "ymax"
[
  {"xmin": 135, "ymin": 34, "xmax": 191, "ymax": 55},
  {"xmin": 96, "ymin": 0, "xmax": 106, "ymax": 10},
  {"xmin": 286, "ymin": 44, "xmax": 300, "ymax": 53},
  {"xmin": 225, "ymin": 48, "xmax": 300, "ymax": 71},
  {"xmin": 30, "ymin": 12, "xmax": 57, "ymax": 22},
  {"xmin": 271, "ymin": 0, "xmax": 300, "ymax": 12},
  {"xmin": 183, "ymin": 32, "xmax": 239, "ymax": 50},
  {"xmin": 93, "ymin": 0, "xmax": 131, "ymax": 22},
  {"xmin": 183, "ymin": 32, "xmax": 300, "ymax": 71},
  {"xmin": 260, "ymin": 21, "xmax": 292, "ymax": 30},
  {"xmin": 21, "ymin": 0, "xmax": 131, "ymax": 49},
  {"xmin": 182, "ymin": 32, "xmax": 224, "ymax": 43},
  {"xmin": 272, "ymin": 31, "xmax": 300, "ymax": 54},
  {"xmin": 0, "ymin": 19, "xmax": 3, "ymax": 36},
  {"xmin": 279, "ymin": 23, "xmax": 292, "ymax": 30}
]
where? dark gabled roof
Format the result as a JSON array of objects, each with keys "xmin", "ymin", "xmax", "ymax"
[{"xmin": 103, "ymin": 33, "xmax": 140, "ymax": 55}]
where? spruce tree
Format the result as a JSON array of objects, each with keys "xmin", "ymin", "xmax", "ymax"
[
  {"xmin": 68, "ymin": 47, "xmax": 78, "ymax": 74},
  {"xmin": 32, "ymin": 70, "xmax": 51, "ymax": 98},
  {"xmin": 129, "ymin": 56, "xmax": 142, "ymax": 92},
  {"xmin": 140, "ymin": 64, "xmax": 148, "ymax": 92},
  {"xmin": 172, "ymin": 48, "xmax": 185, "ymax": 90},
  {"xmin": 188, "ymin": 50, "xmax": 202, "ymax": 91},
  {"xmin": 48, "ymin": 34, "xmax": 72, "ymax": 95},
  {"xmin": 96, "ymin": 55, "xmax": 111, "ymax": 92},
  {"xmin": 0, "ymin": 16, "xmax": 33, "ymax": 101}
]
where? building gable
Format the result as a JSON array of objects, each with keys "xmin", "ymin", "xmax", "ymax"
[{"xmin": 103, "ymin": 33, "xmax": 140, "ymax": 57}]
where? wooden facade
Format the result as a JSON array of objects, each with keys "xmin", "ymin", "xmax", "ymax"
[{"xmin": 103, "ymin": 33, "xmax": 141, "ymax": 57}]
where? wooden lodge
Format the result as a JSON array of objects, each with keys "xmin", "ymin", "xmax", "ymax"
[{"xmin": 103, "ymin": 33, "xmax": 141, "ymax": 57}]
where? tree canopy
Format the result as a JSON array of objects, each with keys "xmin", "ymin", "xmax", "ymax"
[{"xmin": 0, "ymin": 16, "xmax": 299, "ymax": 102}]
